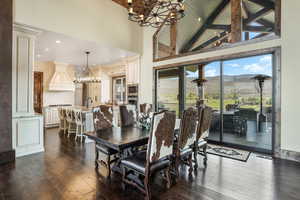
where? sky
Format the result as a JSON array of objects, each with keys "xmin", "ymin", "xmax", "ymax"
[{"xmin": 186, "ymin": 54, "xmax": 273, "ymax": 78}]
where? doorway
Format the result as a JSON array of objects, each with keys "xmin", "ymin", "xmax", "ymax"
[{"xmin": 34, "ymin": 72, "xmax": 43, "ymax": 114}]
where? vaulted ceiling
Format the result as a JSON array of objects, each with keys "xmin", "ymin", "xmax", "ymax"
[{"xmin": 111, "ymin": 0, "xmax": 276, "ymax": 53}]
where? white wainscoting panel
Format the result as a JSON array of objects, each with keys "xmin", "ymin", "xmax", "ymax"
[{"xmin": 12, "ymin": 115, "xmax": 44, "ymax": 157}]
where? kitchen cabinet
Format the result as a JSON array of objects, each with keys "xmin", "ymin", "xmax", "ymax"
[{"xmin": 44, "ymin": 106, "xmax": 60, "ymax": 127}]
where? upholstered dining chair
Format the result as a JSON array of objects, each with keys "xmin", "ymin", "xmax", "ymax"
[
  {"xmin": 120, "ymin": 110, "xmax": 176, "ymax": 200},
  {"xmin": 93, "ymin": 106, "xmax": 117, "ymax": 178},
  {"xmin": 140, "ymin": 103, "xmax": 152, "ymax": 115},
  {"xmin": 74, "ymin": 109, "xmax": 85, "ymax": 142},
  {"xmin": 65, "ymin": 108, "xmax": 76, "ymax": 138},
  {"xmin": 194, "ymin": 106, "xmax": 213, "ymax": 168},
  {"xmin": 119, "ymin": 105, "xmax": 136, "ymax": 127},
  {"xmin": 93, "ymin": 106, "xmax": 113, "ymax": 130},
  {"xmin": 175, "ymin": 107, "xmax": 198, "ymax": 175},
  {"xmin": 58, "ymin": 107, "xmax": 68, "ymax": 135}
]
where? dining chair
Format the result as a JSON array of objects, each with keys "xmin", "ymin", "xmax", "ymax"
[
  {"xmin": 58, "ymin": 107, "xmax": 68, "ymax": 135},
  {"xmin": 140, "ymin": 103, "xmax": 152, "ymax": 115},
  {"xmin": 93, "ymin": 107, "xmax": 118, "ymax": 178},
  {"xmin": 74, "ymin": 109, "xmax": 85, "ymax": 142},
  {"xmin": 194, "ymin": 106, "xmax": 213, "ymax": 168},
  {"xmin": 119, "ymin": 105, "xmax": 136, "ymax": 127},
  {"xmin": 121, "ymin": 110, "xmax": 176, "ymax": 200},
  {"xmin": 65, "ymin": 109, "xmax": 76, "ymax": 138},
  {"xmin": 93, "ymin": 106, "xmax": 113, "ymax": 130},
  {"xmin": 175, "ymin": 107, "xmax": 198, "ymax": 175}
]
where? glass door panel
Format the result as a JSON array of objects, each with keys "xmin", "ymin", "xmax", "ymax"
[
  {"xmin": 222, "ymin": 54, "xmax": 273, "ymax": 150},
  {"xmin": 157, "ymin": 68, "xmax": 180, "ymax": 116},
  {"xmin": 204, "ymin": 62, "xmax": 221, "ymax": 142}
]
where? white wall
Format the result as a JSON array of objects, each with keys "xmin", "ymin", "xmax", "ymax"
[
  {"xmin": 140, "ymin": 1, "xmax": 300, "ymax": 153},
  {"xmin": 13, "ymin": 0, "xmax": 142, "ymax": 53},
  {"xmin": 34, "ymin": 61, "xmax": 75, "ymax": 106}
]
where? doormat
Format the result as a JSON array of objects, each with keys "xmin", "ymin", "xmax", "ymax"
[{"xmin": 207, "ymin": 144, "xmax": 251, "ymax": 162}]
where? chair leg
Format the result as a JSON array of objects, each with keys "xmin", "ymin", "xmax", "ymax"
[
  {"xmin": 203, "ymin": 143, "xmax": 208, "ymax": 166},
  {"xmin": 144, "ymin": 176, "xmax": 151, "ymax": 200},
  {"xmin": 75, "ymin": 125, "xmax": 78, "ymax": 141},
  {"xmin": 107, "ymin": 155, "xmax": 111, "ymax": 178},
  {"xmin": 188, "ymin": 154, "xmax": 193, "ymax": 174},
  {"xmin": 95, "ymin": 147, "xmax": 99, "ymax": 169},
  {"xmin": 165, "ymin": 166, "xmax": 171, "ymax": 189},
  {"xmin": 193, "ymin": 146, "xmax": 198, "ymax": 170},
  {"xmin": 121, "ymin": 166, "xmax": 127, "ymax": 190}
]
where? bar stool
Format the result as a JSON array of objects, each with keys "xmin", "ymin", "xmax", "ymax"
[
  {"xmin": 65, "ymin": 109, "xmax": 76, "ymax": 138},
  {"xmin": 58, "ymin": 107, "xmax": 68, "ymax": 135},
  {"xmin": 74, "ymin": 110, "xmax": 85, "ymax": 142}
]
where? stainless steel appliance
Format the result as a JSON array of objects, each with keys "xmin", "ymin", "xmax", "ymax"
[{"xmin": 127, "ymin": 84, "xmax": 138, "ymax": 106}]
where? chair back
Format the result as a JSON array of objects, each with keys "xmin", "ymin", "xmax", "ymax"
[
  {"xmin": 58, "ymin": 107, "xmax": 66, "ymax": 120},
  {"xmin": 100, "ymin": 105, "xmax": 113, "ymax": 123},
  {"xmin": 197, "ymin": 106, "xmax": 213, "ymax": 140},
  {"xmin": 74, "ymin": 110, "xmax": 83, "ymax": 125},
  {"xmin": 93, "ymin": 106, "xmax": 113, "ymax": 130},
  {"xmin": 140, "ymin": 103, "xmax": 152, "ymax": 115},
  {"xmin": 119, "ymin": 105, "xmax": 136, "ymax": 127},
  {"xmin": 178, "ymin": 107, "xmax": 198, "ymax": 150},
  {"xmin": 65, "ymin": 109, "xmax": 75, "ymax": 123},
  {"xmin": 147, "ymin": 111, "xmax": 176, "ymax": 164}
]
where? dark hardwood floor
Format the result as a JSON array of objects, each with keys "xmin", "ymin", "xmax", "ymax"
[{"xmin": 0, "ymin": 128, "xmax": 300, "ymax": 200}]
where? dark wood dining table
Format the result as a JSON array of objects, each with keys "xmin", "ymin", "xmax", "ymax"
[
  {"xmin": 85, "ymin": 126, "xmax": 151, "ymax": 174},
  {"xmin": 85, "ymin": 126, "xmax": 150, "ymax": 153}
]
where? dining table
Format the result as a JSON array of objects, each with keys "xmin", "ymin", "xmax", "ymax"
[{"xmin": 84, "ymin": 119, "xmax": 181, "ymax": 173}]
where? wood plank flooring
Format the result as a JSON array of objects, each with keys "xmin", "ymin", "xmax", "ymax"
[{"xmin": 0, "ymin": 128, "xmax": 300, "ymax": 200}]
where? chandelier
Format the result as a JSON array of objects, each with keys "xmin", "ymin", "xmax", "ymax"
[
  {"xmin": 127, "ymin": 0, "xmax": 185, "ymax": 28},
  {"xmin": 73, "ymin": 51, "xmax": 101, "ymax": 83}
]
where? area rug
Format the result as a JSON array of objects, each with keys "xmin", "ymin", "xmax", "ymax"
[{"xmin": 207, "ymin": 144, "xmax": 251, "ymax": 162}]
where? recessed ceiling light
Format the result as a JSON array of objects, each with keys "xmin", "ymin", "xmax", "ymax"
[
  {"xmin": 55, "ymin": 40, "xmax": 61, "ymax": 44},
  {"xmin": 45, "ymin": 48, "xmax": 49, "ymax": 51},
  {"xmin": 37, "ymin": 54, "xmax": 41, "ymax": 58},
  {"xmin": 198, "ymin": 17, "xmax": 202, "ymax": 22}
]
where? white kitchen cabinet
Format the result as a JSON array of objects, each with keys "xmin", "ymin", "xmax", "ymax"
[
  {"xmin": 44, "ymin": 107, "xmax": 60, "ymax": 128},
  {"xmin": 12, "ymin": 115, "xmax": 44, "ymax": 157}
]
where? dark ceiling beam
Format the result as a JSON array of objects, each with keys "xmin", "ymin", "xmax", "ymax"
[
  {"xmin": 244, "ymin": 7, "xmax": 273, "ymax": 24},
  {"xmin": 257, "ymin": 19, "xmax": 274, "ymax": 28},
  {"xmin": 192, "ymin": 31, "xmax": 228, "ymax": 51},
  {"xmin": 208, "ymin": 24, "xmax": 272, "ymax": 33},
  {"xmin": 244, "ymin": 25, "xmax": 273, "ymax": 32},
  {"xmin": 180, "ymin": 0, "xmax": 230, "ymax": 53},
  {"xmin": 247, "ymin": 0, "xmax": 275, "ymax": 10}
]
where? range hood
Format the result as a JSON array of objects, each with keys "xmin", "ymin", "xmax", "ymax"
[{"xmin": 48, "ymin": 62, "xmax": 75, "ymax": 91}]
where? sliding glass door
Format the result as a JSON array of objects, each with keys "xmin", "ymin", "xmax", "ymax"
[
  {"xmin": 156, "ymin": 68, "xmax": 180, "ymax": 116},
  {"xmin": 222, "ymin": 55, "xmax": 273, "ymax": 151},
  {"xmin": 155, "ymin": 53, "xmax": 274, "ymax": 153}
]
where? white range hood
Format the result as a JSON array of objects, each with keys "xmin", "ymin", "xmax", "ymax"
[{"xmin": 48, "ymin": 62, "xmax": 75, "ymax": 91}]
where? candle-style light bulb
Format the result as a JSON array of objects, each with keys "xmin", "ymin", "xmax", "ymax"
[{"xmin": 129, "ymin": 7, "xmax": 133, "ymax": 14}]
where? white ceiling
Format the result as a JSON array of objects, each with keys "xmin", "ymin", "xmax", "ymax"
[{"xmin": 35, "ymin": 30, "xmax": 138, "ymax": 67}]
